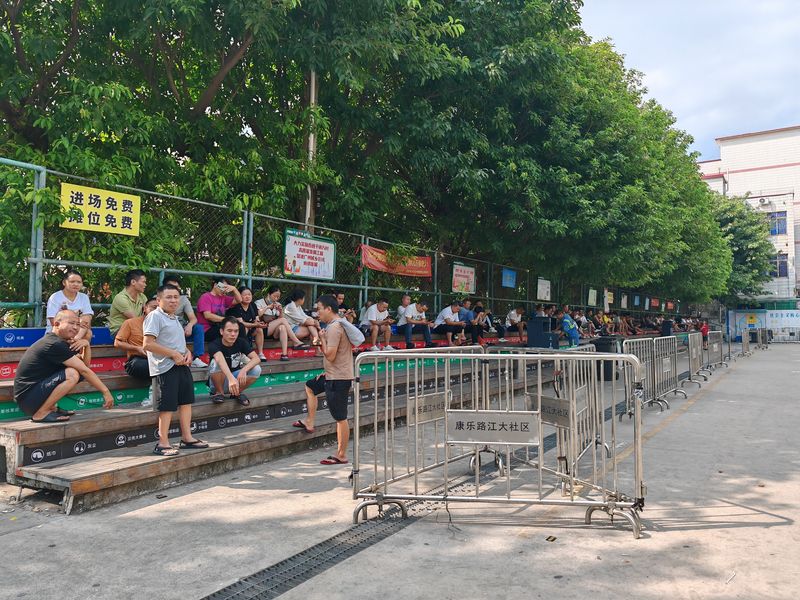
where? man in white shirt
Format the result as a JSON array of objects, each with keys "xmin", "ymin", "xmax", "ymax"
[
  {"xmin": 359, "ymin": 298, "xmax": 395, "ymax": 351},
  {"xmin": 505, "ymin": 305, "xmax": 527, "ymax": 343},
  {"xmin": 433, "ymin": 300, "xmax": 466, "ymax": 346},
  {"xmin": 396, "ymin": 294, "xmax": 411, "ymax": 323},
  {"xmin": 398, "ymin": 299, "xmax": 435, "ymax": 349}
]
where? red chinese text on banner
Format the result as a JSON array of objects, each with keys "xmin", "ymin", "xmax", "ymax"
[{"xmin": 358, "ymin": 244, "xmax": 432, "ymax": 278}]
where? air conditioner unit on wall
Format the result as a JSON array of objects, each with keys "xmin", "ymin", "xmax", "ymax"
[{"xmin": 759, "ymin": 197, "xmax": 769, "ymax": 205}]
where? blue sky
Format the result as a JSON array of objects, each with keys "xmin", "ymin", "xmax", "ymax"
[{"xmin": 579, "ymin": 0, "xmax": 800, "ymax": 159}]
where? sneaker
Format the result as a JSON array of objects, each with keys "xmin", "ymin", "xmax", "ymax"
[
  {"xmin": 498, "ymin": 337, "xmax": 508, "ymax": 343},
  {"xmin": 191, "ymin": 357, "xmax": 208, "ymax": 368},
  {"xmin": 369, "ymin": 345, "xmax": 381, "ymax": 352},
  {"xmin": 488, "ymin": 327, "xmax": 497, "ymax": 333},
  {"xmin": 141, "ymin": 393, "xmax": 153, "ymax": 408},
  {"xmin": 424, "ymin": 343, "xmax": 437, "ymax": 348},
  {"xmin": 406, "ymin": 343, "xmax": 416, "ymax": 350},
  {"xmin": 383, "ymin": 345, "xmax": 395, "ymax": 351},
  {"xmin": 258, "ymin": 353, "xmax": 267, "ymax": 361}
]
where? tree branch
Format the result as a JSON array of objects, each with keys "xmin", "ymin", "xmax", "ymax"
[
  {"xmin": 154, "ymin": 31, "xmax": 182, "ymax": 103},
  {"xmin": 190, "ymin": 29, "xmax": 254, "ymax": 117},
  {"xmin": 1, "ymin": 0, "xmax": 31, "ymax": 72},
  {"xmin": 26, "ymin": 0, "xmax": 82, "ymax": 108}
]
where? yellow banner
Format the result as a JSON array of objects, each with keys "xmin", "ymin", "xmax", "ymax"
[{"xmin": 60, "ymin": 183, "xmax": 141, "ymax": 236}]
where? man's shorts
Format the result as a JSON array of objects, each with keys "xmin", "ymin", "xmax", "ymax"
[
  {"xmin": 208, "ymin": 364, "xmax": 262, "ymax": 394},
  {"xmin": 305, "ymin": 374, "xmax": 352, "ymax": 421},
  {"xmin": 153, "ymin": 365, "xmax": 195, "ymax": 412},
  {"xmin": 16, "ymin": 369, "xmax": 69, "ymax": 416}
]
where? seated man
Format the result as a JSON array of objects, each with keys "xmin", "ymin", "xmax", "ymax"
[
  {"xmin": 558, "ymin": 308, "xmax": 581, "ymax": 348},
  {"xmin": 115, "ymin": 297, "xmax": 158, "ymax": 381},
  {"xmin": 197, "ymin": 277, "xmax": 242, "ymax": 344},
  {"xmin": 360, "ymin": 298, "xmax": 395, "ymax": 351},
  {"xmin": 108, "ymin": 269, "xmax": 148, "ymax": 337},
  {"xmin": 459, "ymin": 299, "xmax": 481, "ymax": 345},
  {"xmin": 396, "ymin": 294, "xmax": 411, "ymax": 325},
  {"xmin": 13, "ymin": 310, "xmax": 114, "ymax": 422},
  {"xmin": 398, "ymin": 299, "xmax": 435, "ymax": 349},
  {"xmin": 505, "ymin": 305, "xmax": 527, "ymax": 343},
  {"xmin": 433, "ymin": 300, "xmax": 466, "ymax": 346},
  {"xmin": 473, "ymin": 301, "xmax": 507, "ymax": 342},
  {"xmin": 207, "ymin": 317, "xmax": 263, "ymax": 406},
  {"xmin": 334, "ymin": 291, "xmax": 357, "ymax": 324}
]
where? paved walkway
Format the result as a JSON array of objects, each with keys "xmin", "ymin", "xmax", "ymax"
[{"xmin": 1, "ymin": 346, "xmax": 798, "ymax": 599}]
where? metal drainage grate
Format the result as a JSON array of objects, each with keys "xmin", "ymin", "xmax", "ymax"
[{"xmin": 202, "ymin": 513, "xmax": 416, "ymax": 600}]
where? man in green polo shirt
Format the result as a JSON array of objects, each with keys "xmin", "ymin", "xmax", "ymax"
[{"xmin": 109, "ymin": 269, "xmax": 148, "ymax": 335}]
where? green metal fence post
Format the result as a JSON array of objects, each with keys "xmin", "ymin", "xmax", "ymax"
[
  {"xmin": 363, "ymin": 237, "xmax": 370, "ymax": 305},
  {"xmin": 247, "ymin": 211, "xmax": 254, "ymax": 287},
  {"xmin": 32, "ymin": 169, "xmax": 46, "ymax": 326}
]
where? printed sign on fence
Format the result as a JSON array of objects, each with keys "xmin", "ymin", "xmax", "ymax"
[
  {"xmin": 621, "ymin": 293, "xmax": 628, "ymax": 309},
  {"xmin": 650, "ymin": 297, "xmax": 660, "ymax": 309},
  {"xmin": 283, "ymin": 228, "xmax": 336, "ymax": 280},
  {"xmin": 359, "ymin": 244, "xmax": 432, "ymax": 278},
  {"xmin": 446, "ymin": 410, "xmax": 539, "ymax": 445},
  {"xmin": 501, "ymin": 268, "xmax": 517, "ymax": 289},
  {"xmin": 588, "ymin": 288, "xmax": 597, "ymax": 306},
  {"xmin": 452, "ymin": 263, "xmax": 476, "ymax": 294},
  {"xmin": 60, "ymin": 183, "xmax": 141, "ymax": 236},
  {"xmin": 537, "ymin": 278, "xmax": 551, "ymax": 301}
]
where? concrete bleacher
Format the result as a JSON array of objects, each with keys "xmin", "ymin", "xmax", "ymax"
[{"xmin": 0, "ymin": 327, "xmax": 539, "ymax": 514}]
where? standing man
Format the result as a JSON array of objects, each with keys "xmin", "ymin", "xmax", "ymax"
[
  {"xmin": 163, "ymin": 274, "xmax": 208, "ymax": 367},
  {"xmin": 14, "ymin": 310, "xmax": 114, "ymax": 422},
  {"xmin": 108, "ymin": 269, "xmax": 148, "ymax": 336},
  {"xmin": 144, "ymin": 284, "xmax": 208, "ymax": 456},
  {"xmin": 207, "ymin": 317, "xmax": 263, "ymax": 406},
  {"xmin": 197, "ymin": 277, "xmax": 242, "ymax": 344},
  {"xmin": 296, "ymin": 295, "xmax": 355, "ymax": 465}
]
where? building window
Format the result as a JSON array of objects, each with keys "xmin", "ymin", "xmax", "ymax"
[
  {"xmin": 768, "ymin": 211, "xmax": 787, "ymax": 235},
  {"xmin": 770, "ymin": 253, "xmax": 789, "ymax": 278}
]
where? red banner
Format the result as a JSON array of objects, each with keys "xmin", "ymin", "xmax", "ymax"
[{"xmin": 359, "ymin": 244, "xmax": 432, "ymax": 278}]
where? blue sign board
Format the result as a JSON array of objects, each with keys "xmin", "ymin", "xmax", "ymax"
[{"xmin": 501, "ymin": 268, "xmax": 517, "ymax": 289}]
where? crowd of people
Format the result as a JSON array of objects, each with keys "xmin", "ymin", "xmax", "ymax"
[{"xmin": 12, "ymin": 268, "xmax": 711, "ymax": 464}]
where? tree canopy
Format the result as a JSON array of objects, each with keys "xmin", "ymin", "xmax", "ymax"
[{"xmin": 0, "ymin": 0, "xmax": 771, "ymax": 305}]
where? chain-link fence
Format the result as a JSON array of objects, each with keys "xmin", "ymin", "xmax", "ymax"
[{"xmin": 0, "ymin": 157, "xmax": 689, "ymax": 327}]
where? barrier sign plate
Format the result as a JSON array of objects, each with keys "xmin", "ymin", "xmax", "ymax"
[{"xmin": 447, "ymin": 410, "xmax": 539, "ymax": 445}]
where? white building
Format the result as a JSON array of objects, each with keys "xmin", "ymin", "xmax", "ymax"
[{"xmin": 698, "ymin": 125, "xmax": 800, "ymax": 298}]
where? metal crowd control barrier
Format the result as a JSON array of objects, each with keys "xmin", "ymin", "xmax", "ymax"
[
  {"xmin": 653, "ymin": 336, "xmax": 688, "ymax": 408},
  {"xmin": 703, "ymin": 331, "xmax": 728, "ymax": 371},
  {"xmin": 621, "ymin": 338, "xmax": 665, "ymax": 412},
  {"xmin": 738, "ymin": 331, "xmax": 752, "ymax": 357},
  {"xmin": 351, "ymin": 350, "xmax": 647, "ymax": 538},
  {"xmin": 681, "ymin": 332, "xmax": 706, "ymax": 388},
  {"xmin": 773, "ymin": 327, "xmax": 800, "ymax": 343},
  {"xmin": 756, "ymin": 328, "xmax": 770, "ymax": 350}
]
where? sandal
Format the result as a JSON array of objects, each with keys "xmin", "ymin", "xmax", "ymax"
[
  {"xmin": 31, "ymin": 412, "xmax": 70, "ymax": 423},
  {"xmin": 210, "ymin": 393, "xmax": 225, "ymax": 404},
  {"xmin": 233, "ymin": 394, "xmax": 250, "ymax": 407},
  {"xmin": 280, "ymin": 354, "xmax": 290, "ymax": 362},
  {"xmin": 179, "ymin": 439, "xmax": 209, "ymax": 449},
  {"xmin": 153, "ymin": 444, "xmax": 179, "ymax": 456},
  {"xmin": 311, "ymin": 338, "xmax": 322, "ymax": 346},
  {"xmin": 292, "ymin": 343, "xmax": 311, "ymax": 350},
  {"xmin": 55, "ymin": 407, "xmax": 76, "ymax": 417},
  {"xmin": 320, "ymin": 455, "xmax": 348, "ymax": 465},
  {"xmin": 292, "ymin": 420, "xmax": 315, "ymax": 434}
]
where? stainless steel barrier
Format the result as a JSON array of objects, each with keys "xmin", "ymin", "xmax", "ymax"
[
  {"xmin": 756, "ymin": 328, "xmax": 770, "ymax": 349},
  {"xmin": 772, "ymin": 327, "xmax": 800, "ymax": 343},
  {"xmin": 653, "ymin": 336, "xmax": 687, "ymax": 408},
  {"xmin": 738, "ymin": 331, "xmax": 752, "ymax": 357},
  {"xmin": 622, "ymin": 337, "xmax": 665, "ymax": 412},
  {"xmin": 351, "ymin": 351, "xmax": 647, "ymax": 538},
  {"xmin": 703, "ymin": 331, "xmax": 728, "ymax": 371},
  {"xmin": 681, "ymin": 332, "xmax": 706, "ymax": 388}
]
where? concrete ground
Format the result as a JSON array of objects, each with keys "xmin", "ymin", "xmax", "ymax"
[{"xmin": 1, "ymin": 345, "xmax": 797, "ymax": 599}]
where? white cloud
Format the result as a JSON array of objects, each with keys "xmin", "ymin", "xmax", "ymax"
[{"xmin": 580, "ymin": 0, "xmax": 800, "ymax": 158}]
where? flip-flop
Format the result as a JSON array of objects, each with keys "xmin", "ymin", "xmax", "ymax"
[
  {"xmin": 179, "ymin": 439, "xmax": 209, "ymax": 449},
  {"xmin": 292, "ymin": 420, "xmax": 315, "ymax": 434},
  {"xmin": 55, "ymin": 407, "xmax": 76, "ymax": 417},
  {"xmin": 292, "ymin": 343, "xmax": 311, "ymax": 350},
  {"xmin": 234, "ymin": 394, "xmax": 250, "ymax": 407},
  {"xmin": 31, "ymin": 412, "xmax": 69, "ymax": 423},
  {"xmin": 153, "ymin": 445, "xmax": 179, "ymax": 456},
  {"xmin": 320, "ymin": 455, "xmax": 348, "ymax": 465}
]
